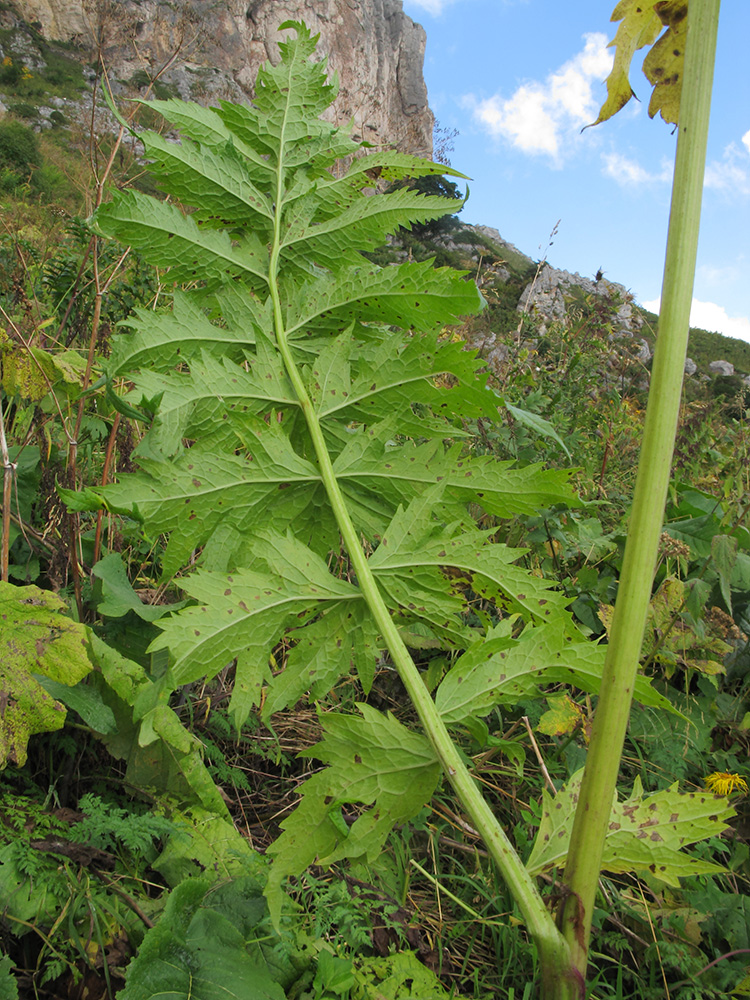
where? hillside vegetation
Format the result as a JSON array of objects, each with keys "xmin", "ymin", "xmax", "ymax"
[{"xmin": 0, "ymin": 10, "xmax": 749, "ymax": 1000}]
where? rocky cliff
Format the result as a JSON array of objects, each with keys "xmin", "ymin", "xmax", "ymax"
[{"xmin": 9, "ymin": 0, "xmax": 434, "ymax": 155}]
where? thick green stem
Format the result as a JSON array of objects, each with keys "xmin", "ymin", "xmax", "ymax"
[
  {"xmin": 559, "ymin": 0, "xmax": 720, "ymax": 979},
  {"xmin": 266, "ymin": 129, "xmax": 578, "ymax": 998}
]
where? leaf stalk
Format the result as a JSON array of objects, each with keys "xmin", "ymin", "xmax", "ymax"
[{"xmin": 266, "ymin": 121, "xmax": 576, "ymax": 999}]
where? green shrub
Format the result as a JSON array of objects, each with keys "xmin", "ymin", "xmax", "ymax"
[
  {"xmin": 0, "ymin": 57, "xmax": 22, "ymax": 85},
  {"xmin": 0, "ymin": 119, "xmax": 40, "ymax": 175},
  {"xmin": 8, "ymin": 100, "xmax": 38, "ymax": 120}
]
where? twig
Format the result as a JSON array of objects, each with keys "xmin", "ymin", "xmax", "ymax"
[
  {"xmin": 522, "ymin": 716, "xmax": 557, "ymax": 794},
  {"xmin": 0, "ymin": 402, "xmax": 13, "ymax": 581}
]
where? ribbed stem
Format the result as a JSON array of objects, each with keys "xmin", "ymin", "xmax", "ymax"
[
  {"xmin": 559, "ymin": 0, "xmax": 721, "ymax": 980},
  {"xmin": 265, "ymin": 125, "xmax": 577, "ymax": 995}
]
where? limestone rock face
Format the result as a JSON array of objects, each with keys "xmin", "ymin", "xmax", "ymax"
[
  {"xmin": 709, "ymin": 359, "xmax": 735, "ymax": 376},
  {"xmin": 9, "ymin": 0, "xmax": 86, "ymax": 38},
  {"xmin": 9, "ymin": 0, "xmax": 433, "ymax": 155},
  {"xmin": 517, "ymin": 264, "xmax": 644, "ymax": 337}
]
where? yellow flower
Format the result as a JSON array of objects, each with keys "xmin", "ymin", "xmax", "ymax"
[{"xmin": 704, "ymin": 772, "xmax": 748, "ymax": 796}]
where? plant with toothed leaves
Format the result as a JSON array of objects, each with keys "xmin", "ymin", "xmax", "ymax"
[{"xmin": 63, "ymin": 15, "xmax": 735, "ymax": 998}]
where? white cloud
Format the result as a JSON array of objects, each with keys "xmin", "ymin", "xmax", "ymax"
[
  {"xmin": 406, "ymin": 0, "xmax": 456, "ymax": 14},
  {"xmin": 704, "ymin": 133, "xmax": 750, "ymax": 196},
  {"xmin": 468, "ymin": 33, "xmax": 613, "ymax": 161},
  {"xmin": 602, "ymin": 152, "xmax": 672, "ymax": 186},
  {"xmin": 697, "ymin": 261, "xmax": 743, "ymax": 286},
  {"xmin": 643, "ymin": 297, "xmax": 750, "ymax": 344}
]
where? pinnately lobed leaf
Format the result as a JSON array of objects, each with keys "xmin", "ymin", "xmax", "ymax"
[
  {"xmin": 526, "ymin": 769, "xmax": 735, "ymax": 887},
  {"xmin": 591, "ymin": 0, "xmax": 688, "ymax": 127},
  {"xmin": 78, "ymin": 22, "xmax": 674, "ymax": 916}
]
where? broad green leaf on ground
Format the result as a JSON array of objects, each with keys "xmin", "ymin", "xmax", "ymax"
[
  {"xmin": 0, "ymin": 954, "xmax": 17, "ymax": 1000},
  {"xmin": 119, "ymin": 877, "xmax": 290, "ymax": 1000},
  {"xmin": 526, "ymin": 770, "xmax": 734, "ymax": 886},
  {"xmin": 0, "ymin": 583, "xmax": 93, "ymax": 766},
  {"xmin": 0, "ymin": 842, "xmax": 62, "ymax": 928},
  {"xmin": 265, "ymin": 705, "xmax": 440, "ymax": 926},
  {"xmin": 152, "ymin": 809, "xmax": 265, "ymax": 887},
  {"xmin": 590, "ymin": 0, "xmax": 662, "ymax": 126}
]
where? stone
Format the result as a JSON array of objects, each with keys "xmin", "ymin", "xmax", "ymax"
[
  {"xmin": 9, "ymin": 0, "xmax": 433, "ymax": 155},
  {"xmin": 684, "ymin": 357, "xmax": 697, "ymax": 376},
  {"xmin": 709, "ymin": 360, "xmax": 735, "ymax": 376},
  {"xmin": 516, "ymin": 264, "xmax": 643, "ymax": 336},
  {"xmin": 635, "ymin": 339, "xmax": 651, "ymax": 363}
]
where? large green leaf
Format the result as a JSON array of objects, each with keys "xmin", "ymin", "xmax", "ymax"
[
  {"xmin": 0, "ymin": 583, "xmax": 93, "ymax": 766},
  {"xmin": 265, "ymin": 705, "xmax": 440, "ymax": 925},
  {"xmin": 285, "ymin": 259, "xmax": 481, "ymax": 337},
  {"xmin": 109, "ymin": 290, "xmax": 267, "ymax": 375},
  {"xmin": 93, "ymin": 190, "xmax": 269, "ymax": 290},
  {"xmin": 526, "ymin": 770, "xmax": 734, "ymax": 887},
  {"xmin": 119, "ymin": 877, "xmax": 293, "ymax": 1000},
  {"xmin": 150, "ymin": 532, "xmax": 362, "ymax": 699},
  {"xmin": 435, "ymin": 623, "xmax": 674, "ymax": 724}
]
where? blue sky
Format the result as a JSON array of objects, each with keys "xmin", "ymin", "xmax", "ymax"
[{"xmin": 401, "ymin": 0, "xmax": 750, "ymax": 345}]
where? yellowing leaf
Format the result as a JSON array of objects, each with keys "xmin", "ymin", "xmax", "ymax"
[
  {"xmin": 0, "ymin": 583, "xmax": 94, "ymax": 766},
  {"xmin": 643, "ymin": 0, "xmax": 688, "ymax": 123},
  {"xmin": 538, "ymin": 694, "xmax": 585, "ymax": 738},
  {"xmin": 591, "ymin": 0, "xmax": 662, "ymax": 126},
  {"xmin": 593, "ymin": 0, "xmax": 690, "ymax": 127}
]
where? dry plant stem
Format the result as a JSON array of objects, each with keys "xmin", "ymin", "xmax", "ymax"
[
  {"xmin": 559, "ymin": 0, "xmax": 721, "ymax": 980},
  {"xmin": 266, "ymin": 148, "xmax": 579, "ymax": 998},
  {"xmin": 522, "ymin": 715, "xmax": 557, "ymax": 794},
  {"xmin": 93, "ymin": 411, "xmax": 122, "ymax": 565},
  {"xmin": 0, "ymin": 403, "xmax": 13, "ymax": 581}
]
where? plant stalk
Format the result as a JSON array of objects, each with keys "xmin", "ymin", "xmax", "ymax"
[
  {"xmin": 266, "ymin": 138, "xmax": 579, "ymax": 996},
  {"xmin": 559, "ymin": 0, "xmax": 720, "ymax": 979}
]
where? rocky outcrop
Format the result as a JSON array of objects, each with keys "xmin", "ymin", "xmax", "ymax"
[
  {"xmin": 517, "ymin": 264, "xmax": 644, "ymax": 337},
  {"xmin": 9, "ymin": 0, "xmax": 86, "ymax": 37},
  {"xmin": 709, "ymin": 360, "xmax": 734, "ymax": 376},
  {"xmin": 8, "ymin": 0, "xmax": 433, "ymax": 155}
]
